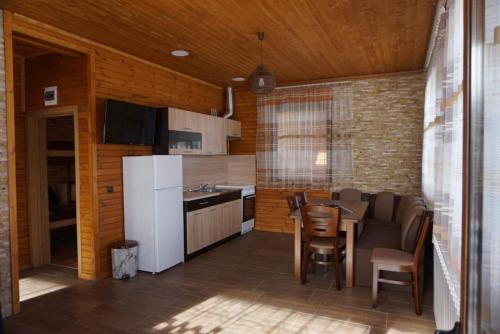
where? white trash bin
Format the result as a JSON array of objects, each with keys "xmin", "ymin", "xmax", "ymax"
[{"xmin": 110, "ymin": 240, "xmax": 138, "ymax": 279}]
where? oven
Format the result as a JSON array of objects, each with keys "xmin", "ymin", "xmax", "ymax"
[{"xmin": 242, "ymin": 194, "xmax": 256, "ymax": 224}]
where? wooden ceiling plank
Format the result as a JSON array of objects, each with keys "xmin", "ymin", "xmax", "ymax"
[{"xmin": 0, "ymin": 0, "xmax": 436, "ymax": 85}]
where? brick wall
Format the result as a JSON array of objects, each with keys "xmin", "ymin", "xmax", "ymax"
[
  {"xmin": 0, "ymin": 10, "xmax": 13, "ymax": 317},
  {"xmin": 351, "ymin": 73, "xmax": 425, "ymax": 194}
]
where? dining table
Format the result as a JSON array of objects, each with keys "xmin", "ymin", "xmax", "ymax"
[{"xmin": 289, "ymin": 200, "xmax": 369, "ymax": 288}]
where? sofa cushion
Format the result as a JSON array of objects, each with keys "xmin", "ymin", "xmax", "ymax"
[
  {"xmin": 365, "ymin": 218, "xmax": 393, "ymax": 227},
  {"xmin": 401, "ymin": 205, "xmax": 425, "ymax": 252},
  {"xmin": 373, "ymin": 192, "xmax": 395, "ymax": 221},
  {"xmin": 357, "ymin": 224, "xmax": 401, "ymax": 250},
  {"xmin": 339, "ymin": 188, "xmax": 362, "ymax": 202}
]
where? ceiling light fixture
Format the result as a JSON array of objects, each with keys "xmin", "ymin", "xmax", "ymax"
[
  {"xmin": 171, "ymin": 50, "xmax": 190, "ymax": 57},
  {"xmin": 232, "ymin": 77, "xmax": 246, "ymax": 82},
  {"xmin": 249, "ymin": 32, "xmax": 276, "ymax": 94}
]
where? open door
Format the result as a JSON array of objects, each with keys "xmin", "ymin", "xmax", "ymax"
[
  {"xmin": 25, "ymin": 106, "xmax": 80, "ymax": 271},
  {"xmin": 25, "ymin": 116, "xmax": 50, "ymax": 266}
]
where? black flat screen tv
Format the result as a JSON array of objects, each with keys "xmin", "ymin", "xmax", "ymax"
[{"xmin": 103, "ymin": 99, "xmax": 157, "ymax": 145}]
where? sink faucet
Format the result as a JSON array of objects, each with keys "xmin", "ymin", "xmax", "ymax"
[{"xmin": 200, "ymin": 183, "xmax": 210, "ymax": 191}]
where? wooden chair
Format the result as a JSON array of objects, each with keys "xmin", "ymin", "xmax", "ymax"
[
  {"xmin": 300, "ymin": 205, "xmax": 345, "ymax": 289},
  {"xmin": 370, "ymin": 211, "xmax": 433, "ymax": 315},
  {"xmin": 286, "ymin": 195, "xmax": 300, "ymax": 213},
  {"xmin": 294, "ymin": 191, "xmax": 308, "ymax": 207}
]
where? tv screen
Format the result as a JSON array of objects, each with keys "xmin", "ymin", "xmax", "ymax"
[{"xmin": 103, "ymin": 99, "xmax": 157, "ymax": 145}]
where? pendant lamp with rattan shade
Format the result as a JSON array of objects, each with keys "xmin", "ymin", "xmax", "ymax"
[{"xmin": 249, "ymin": 32, "xmax": 276, "ymax": 94}]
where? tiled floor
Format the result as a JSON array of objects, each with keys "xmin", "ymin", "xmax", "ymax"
[
  {"xmin": 19, "ymin": 266, "xmax": 79, "ymax": 302},
  {"xmin": 6, "ymin": 231, "xmax": 436, "ymax": 333}
]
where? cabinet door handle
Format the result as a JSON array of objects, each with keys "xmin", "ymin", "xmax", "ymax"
[
  {"xmin": 198, "ymin": 201, "xmax": 210, "ymax": 205},
  {"xmin": 183, "ymin": 127, "xmax": 193, "ymax": 130}
]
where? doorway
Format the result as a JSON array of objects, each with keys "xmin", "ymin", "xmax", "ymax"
[
  {"xmin": 12, "ymin": 35, "xmax": 84, "ymax": 302},
  {"xmin": 46, "ymin": 115, "xmax": 77, "ymax": 268},
  {"xmin": 20, "ymin": 107, "xmax": 80, "ymax": 301}
]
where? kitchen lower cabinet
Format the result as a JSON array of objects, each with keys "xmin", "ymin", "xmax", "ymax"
[
  {"xmin": 221, "ymin": 199, "xmax": 242, "ymax": 237},
  {"xmin": 186, "ymin": 210, "xmax": 205, "ymax": 254},
  {"xmin": 186, "ymin": 199, "xmax": 242, "ymax": 255}
]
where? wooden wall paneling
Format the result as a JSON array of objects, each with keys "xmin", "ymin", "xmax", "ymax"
[
  {"xmin": 229, "ymin": 90, "xmax": 256, "ymax": 155},
  {"xmin": 25, "ymin": 116, "xmax": 50, "ymax": 266},
  {"xmin": 24, "ymin": 51, "xmax": 96, "ymax": 279},
  {"xmin": 13, "ymin": 55, "xmax": 30, "ymax": 269},
  {"xmin": 3, "ymin": 9, "xmax": 20, "ymax": 315},
  {"xmin": 87, "ymin": 50, "xmax": 99, "ymax": 280},
  {"xmin": 94, "ymin": 48, "xmax": 223, "ymax": 113}
]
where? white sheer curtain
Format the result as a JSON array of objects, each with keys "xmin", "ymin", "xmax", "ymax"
[
  {"xmin": 422, "ymin": 0, "xmax": 463, "ymax": 309},
  {"xmin": 256, "ymin": 83, "xmax": 353, "ymax": 190},
  {"xmin": 481, "ymin": 1, "xmax": 500, "ymax": 332}
]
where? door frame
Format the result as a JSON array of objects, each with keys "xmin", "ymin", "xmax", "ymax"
[
  {"xmin": 26, "ymin": 106, "xmax": 81, "ymax": 272},
  {"xmin": 3, "ymin": 10, "xmax": 98, "ymax": 315}
]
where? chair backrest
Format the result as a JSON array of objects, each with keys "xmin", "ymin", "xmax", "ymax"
[
  {"xmin": 300, "ymin": 205, "xmax": 341, "ymax": 238},
  {"xmin": 373, "ymin": 192, "xmax": 395, "ymax": 221},
  {"xmin": 294, "ymin": 192, "xmax": 308, "ymax": 207},
  {"xmin": 395, "ymin": 195, "xmax": 414, "ymax": 224},
  {"xmin": 401, "ymin": 205, "xmax": 426, "ymax": 252},
  {"xmin": 286, "ymin": 195, "xmax": 300, "ymax": 213},
  {"xmin": 412, "ymin": 211, "xmax": 433, "ymax": 270},
  {"xmin": 339, "ymin": 188, "xmax": 362, "ymax": 202}
]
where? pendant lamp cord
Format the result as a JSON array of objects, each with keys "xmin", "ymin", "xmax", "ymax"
[{"xmin": 258, "ymin": 32, "xmax": 264, "ymax": 64}]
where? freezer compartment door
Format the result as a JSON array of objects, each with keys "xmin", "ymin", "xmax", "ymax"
[
  {"xmin": 153, "ymin": 155, "xmax": 182, "ymax": 189},
  {"xmin": 154, "ymin": 187, "xmax": 184, "ymax": 272}
]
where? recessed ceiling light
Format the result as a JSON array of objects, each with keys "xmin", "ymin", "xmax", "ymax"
[
  {"xmin": 232, "ymin": 77, "xmax": 246, "ymax": 82},
  {"xmin": 171, "ymin": 50, "xmax": 190, "ymax": 57}
]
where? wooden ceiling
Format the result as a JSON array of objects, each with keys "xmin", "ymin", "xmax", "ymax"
[{"xmin": 1, "ymin": 0, "xmax": 436, "ymax": 86}]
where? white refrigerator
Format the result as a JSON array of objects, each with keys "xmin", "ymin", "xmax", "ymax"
[{"xmin": 123, "ymin": 155, "xmax": 184, "ymax": 274}]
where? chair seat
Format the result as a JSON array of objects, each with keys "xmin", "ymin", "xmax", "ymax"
[
  {"xmin": 370, "ymin": 248, "xmax": 413, "ymax": 268},
  {"xmin": 310, "ymin": 237, "xmax": 346, "ymax": 249}
]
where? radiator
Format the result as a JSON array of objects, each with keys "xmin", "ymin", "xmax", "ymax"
[{"xmin": 433, "ymin": 242, "xmax": 460, "ymax": 330}]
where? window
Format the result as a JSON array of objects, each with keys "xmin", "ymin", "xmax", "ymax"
[
  {"xmin": 422, "ymin": 0, "xmax": 463, "ymax": 315},
  {"xmin": 256, "ymin": 83, "xmax": 353, "ymax": 190}
]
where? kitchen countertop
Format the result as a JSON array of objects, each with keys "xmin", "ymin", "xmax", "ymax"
[
  {"xmin": 183, "ymin": 191, "xmax": 219, "ymax": 201},
  {"xmin": 183, "ymin": 189, "xmax": 241, "ymax": 202}
]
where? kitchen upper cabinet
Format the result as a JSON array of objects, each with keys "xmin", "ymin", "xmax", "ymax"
[
  {"xmin": 202, "ymin": 115, "xmax": 226, "ymax": 155},
  {"xmin": 225, "ymin": 119, "xmax": 241, "ymax": 138},
  {"xmin": 168, "ymin": 108, "xmax": 202, "ymax": 133},
  {"xmin": 168, "ymin": 108, "xmax": 240, "ymax": 155}
]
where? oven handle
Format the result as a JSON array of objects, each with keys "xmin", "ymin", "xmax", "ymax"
[{"xmin": 244, "ymin": 195, "xmax": 256, "ymax": 199}]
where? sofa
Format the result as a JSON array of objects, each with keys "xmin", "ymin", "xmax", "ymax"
[{"xmin": 331, "ymin": 191, "xmax": 430, "ymax": 290}]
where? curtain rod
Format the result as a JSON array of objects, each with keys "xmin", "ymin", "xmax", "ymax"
[
  {"xmin": 275, "ymin": 80, "xmax": 352, "ymax": 90},
  {"xmin": 424, "ymin": 0, "xmax": 446, "ymax": 69}
]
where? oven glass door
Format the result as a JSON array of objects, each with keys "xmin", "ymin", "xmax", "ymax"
[{"xmin": 242, "ymin": 195, "xmax": 255, "ymax": 222}]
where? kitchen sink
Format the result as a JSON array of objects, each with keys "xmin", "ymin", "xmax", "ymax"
[{"xmin": 199, "ymin": 188, "xmax": 225, "ymax": 193}]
